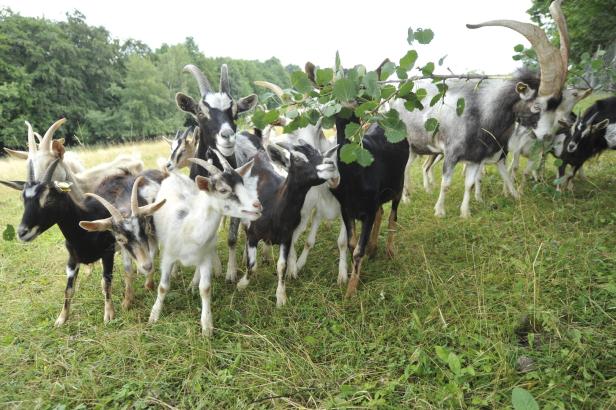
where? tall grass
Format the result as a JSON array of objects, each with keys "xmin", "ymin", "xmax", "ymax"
[{"xmin": 1, "ymin": 117, "xmax": 615, "ymax": 408}]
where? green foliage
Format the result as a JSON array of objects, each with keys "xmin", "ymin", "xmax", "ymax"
[
  {"xmin": 512, "ymin": 387, "xmax": 539, "ymax": 410},
  {"xmin": 3, "ymin": 224, "xmax": 15, "ymax": 241},
  {"xmin": 0, "ymin": 9, "xmax": 291, "ymax": 148}
]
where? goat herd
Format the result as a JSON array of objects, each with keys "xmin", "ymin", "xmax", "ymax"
[{"xmin": 2, "ymin": 0, "xmax": 615, "ymax": 336}]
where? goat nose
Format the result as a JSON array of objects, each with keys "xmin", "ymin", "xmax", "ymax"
[
  {"xmin": 17, "ymin": 225, "xmax": 28, "ymax": 238},
  {"xmin": 221, "ymin": 129, "xmax": 234, "ymax": 138},
  {"xmin": 142, "ymin": 261, "xmax": 153, "ymax": 272},
  {"xmin": 253, "ymin": 201, "xmax": 262, "ymax": 211}
]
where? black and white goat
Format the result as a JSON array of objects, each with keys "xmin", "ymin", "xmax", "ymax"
[
  {"xmin": 553, "ymin": 96, "xmax": 616, "ymax": 189},
  {"xmin": 393, "ymin": 0, "xmax": 573, "ymax": 217},
  {"xmin": 148, "ymin": 155, "xmax": 261, "ymax": 336},
  {"xmin": 1, "ymin": 160, "xmax": 166, "ymax": 324},
  {"xmin": 237, "ymin": 141, "xmax": 338, "ymax": 306}
]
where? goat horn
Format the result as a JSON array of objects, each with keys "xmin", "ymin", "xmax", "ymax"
[
  {"xmin": 188, "ymin": 157, "xmax": 222, "ymax": 176},
  {"xmin": 467, "ymin": 8, "xmax": 566, "ymax": 97},
  {"xmin": 235, "ymin": 159, "xmax": 254, "ymax": 177},
  {"xmin": 85, "ymin": 193, "xmax": 123, "ymax": 222},
  {"xmin": 34, "ymin": 132, "xmax": 43, "ymax": 144},
  {"xmin": 210, "ymin": 148, "xmax": 233, "ymax": 172},
  {"xmin": 220, "ymin": 64, "xmax": 230, "ymax": 95},
  {"xmin": 550, "ymin": 0, "xmax": 569, "ymax": 80},
  {"xmin": 25, "ymin": 121, "xmax": 37, "ymax": 157},
  {"xmin": 41, "ymin": 158, "xmax": 61, "ymax": 184},
  {"xmin": 40, "ymin": 118, "xmax": 67, "ymax": 153},
  {"xmin": 130, "ymin": 176, "xmax": 143, "ymax": 216},
  {"xmin": 27, "ymin": 159, "xmax": 35, "ymax": 183},
  {"xmin": 183, "ymin": 64, "xmax": 212, "ymax": 96},
  {"xmin": 254, "ymin": 81, "xmax": 284, "ymax": 98}
]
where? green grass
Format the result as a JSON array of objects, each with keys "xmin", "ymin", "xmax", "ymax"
[{"xmin": 1, "ymin": 129, "xmax": 616, "ymax": 409}]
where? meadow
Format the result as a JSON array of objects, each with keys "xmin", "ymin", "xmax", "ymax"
[{"xmin": 1, "ymin": 97, "xmax": 615, "ymax": 408}]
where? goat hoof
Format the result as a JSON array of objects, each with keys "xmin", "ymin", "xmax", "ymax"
[
  {"xmin": 144, "ymin": 280, "xmax": 155, "ymax": 291},
  {"xmin": 201, "ymin": 327, "xmax": 213, "ymax": 337},
  {"xmin": 54, "ymin": 315, "xmax": 67, "ymax": 327},
  {"xmin": 434, "ymin": 209, "xmax": 446, "ymax": 218},
  {"xmin": 121, "ymin": 299, "xmax": 132, "ymax": 311},
  {"xmin": 345, "ymin": 277, "xmax": 359, "ymax": 298},
  {"xmin": 386, "ymin": 247, "xmax": 395, "ymax": 259},
  {"xmin": 337, "ymin": 272, "xmax": 348, "ymax": 285},
  {"xmin": 225, "ymin": 272, "xmax": 237, "ymax": 283},
  {"xmin": 236, "ymin": 277, "xmax": 250, "ymax": 290}
]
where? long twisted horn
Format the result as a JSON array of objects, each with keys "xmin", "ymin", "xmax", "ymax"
[
  {"xmin": 220, "ymin": 64, "xmax": 230, "ymax": 95},
  {"xmin": 467, "ymin": 0, "xmax": 567, "ymax": 97},
  {"xmin": 40, "ymin": 118, "xmax": 66, "ymax": 153},
  {"xmin": 130, "ymin": 176, "xmax": 143, "ymax": 216},
  {"xmin": 25, "ymin": 121, "xmax": 37, "ymax": 157},
  {"xmin": 41, "ymin": 158, "xmax": 61, "ymax": 184},
  {"xmin": 550, "ymin": 0, "xmax": 569, "ymax": 79},
  {"xmin": 210, "ymin": 148, "xmax": 233, "ymax": 172},
  {"xmin": 183, "ymin": 64, "xmax": 212, "ymax": 96},
  {"xmin": 188, "ymin": 157, "xmax": 222, "ymax": 176},
  {"xmin": 85, "ymin": 192, "xmax": 123, "ymax": 221},
  {"xmin": 254, "ymin": 80, "xmax": 285, "ymax": 98}
]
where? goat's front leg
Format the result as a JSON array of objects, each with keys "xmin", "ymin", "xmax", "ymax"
[
  {"xmin": 461, "ymin": 163, "xmax": 482, "ymax": 218},
  {"xmin": 101, "ymin": 252, "xmax": 115, "ymax": 323},
  {"xmin": 497, "ymin": 158, "xmax": 519, "ymax": 199},
  {"xmin": 346, "ymin": 212, "xmax": 375, "ymax": 298},
  {"xmin": 297, "ymin": 212, "xmax": 323, "ymax": 273},
  {"xmin": 143, "ymin": 235, "xmax": 157, "ymax": 290},
  {"xmin": 54, "ymin": 255, "xmax": 80, "ymax": 327},
  {"xmin": 226, "ymin": 217, "xmax": 240, "ymax": 282},
  {"xmin": 148, "ymin": 256, "xmax": 174, "ymax": 324},
  {"xmin": 435, "ymin": 156, "xmax": 457, "ymax": 217},
  {"xmin": 276, "ymin": 242, "xmax": 291, "ymax": 307},
  {"xmin": 366, "ymin": 206, "xmax": 383, "ymax": 258},
  {"xmin": 121, "ymin": 250, "xmax": 136, "ymax": 310},
  {"xmin": 237, "ymin": 239, "xmax": 258, "ymax": 290},
  {"xmin": 337, "ymin": 219, "xmax": 348, "ymax": 285},
  {"xmin": 386, "ymin": 198, "xmax": 401, "ymax": 258},
  {"xmin": 198, "ymin": 257, "xmax": 214, "ymax": 336},
  {"xmin": 402, "ymin": 151, "xmax": 416, "ymax": 203}
]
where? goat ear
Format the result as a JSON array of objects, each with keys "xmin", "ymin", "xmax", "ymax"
[
  {"xmin": 79, "ymin": 218, "xmax": 113, "ymax": 232},
  {"xmin": 266, "ymin": 144, "xmax": 291, "ymax": 169},
  {"xmin": 593, "ymin": 118, "xmax": 609, "ymax": 131},
  {"xmin": 557, "ymin": 119, "xmax": 571, "ymax": 129},
  {"xmin": 195, "ymin": 175, "xmax": 212, "ymax": 192},
  {"xmin": 0, "ymin": 180, "xmax": 26, "ymax": 191},
  {"xmin": 323, "ymin": 144, "xmax": 339, "ymax": 159},
  {"xmin": 176, "ymin": 92, "xmax": 198, "ymax": 115},
  {"xmin": 515, "ymin": 82, "xmax": 535, "ymax": 101},
  {"xmin": 236, "ymin": 159, "xmax": 254, "ymax": 177},
  {"xmin": 51, "ymin": 139, "xmax": 65, "ymax": 159},
  {"xmin": 3, "ymin": 148, "xmax": 29, "ymax": 160},
  {"xmin": 237, "ymin": 94, "xmax": 258, "ymax": 113}
]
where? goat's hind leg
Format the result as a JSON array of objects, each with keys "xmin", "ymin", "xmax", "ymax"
[
  {"xmin": 198, "ymin": 257, "xmax": 214, "ymax": 336},
  {"xmin": 225, "ymin": 217, "xmax": 240, "ymax": 282},
  {"xmin": 149, "ymin": 256, "xmax": 174, "ymax": 324},
  {"xmin": 434, "ymin": 156, "xmax": 457, "ymax": 217},
  {"xmin": 121, "ymin": 250, "xmax": 136, "ymax": 310},
  {"xmin": 366, "ymin": 206, "xmax": 383, "ymax": 258},
  {"xmin": 386, "ymin": 197, "xmax": 401, "ymax": 258},
  {"xmin": 237, "ymin": 239, "xmax": 258, "ymax": 290},
  {"xmin": 101, "ymin": 252, "xmax": 115, "ymax": 323},
  {"xmin": 346, "ymin": 212, "xmax": 376, "ymax": 298}
]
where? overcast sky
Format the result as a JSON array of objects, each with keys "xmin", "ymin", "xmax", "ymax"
[{"xmin": 3, "ymin": 0, "xmax": 535, "ymax": 74}]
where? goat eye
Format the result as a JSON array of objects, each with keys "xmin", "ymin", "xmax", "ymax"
[{"xmin": 218, "ymin": 189, "xmax": 230, "ymax": 195}]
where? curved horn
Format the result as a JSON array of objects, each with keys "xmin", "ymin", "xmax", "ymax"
[
  {"xmin": 85, "ymin": 193, "xmax": 123, "ymax": 221},
  {"xmin": 220, "ymin": 64, "xmax": 230, "ymax": 94},
  {"xmin": 34, "ymin": 132, "xmax": 43, "ymax": 143},
  {"xmin": 41, "ymin": 158, "xmax": 61, "ymax": 184},
  {"xmin": 40, "ymin": 118, "xmax": 66, "ymax": 153},
  {"xmin": 27, "ymin": 160, "xmax": 35, "ymax": 183},
  {"xmin": 235, "ymin": 159, "xmax": 254, "ymax": 177},
  {"xmin": 254, "ymin": 80, "xmax": 285, "ymax": 98},
  {"xmin": 130, "ymin": 176, "xmax": 144, "ymax": 216},
  {"xmin": 210, "ymin": 148, "xmax": 233, "ymax": 172},
  {"xmin": 25, "ymin": 121, "xmax": 37, "ymax": 156},
  {"xmin": 188, "ymin": 157, "xmax": 222, "ymax": 176},
  {"xmin": 550, "ymin": 0, "xmax": 569, "ymax": 79},
  {"xmin": 183, "ymin": 64, "xmax": 212, "ymax": 96},
  {"xmin": 467, "ymin": 14, "xmax": 565, "ymax": 97}
]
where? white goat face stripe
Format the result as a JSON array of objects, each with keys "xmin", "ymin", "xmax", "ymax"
[
  {"xmin": 24, "ymin": 186, "xmax": 37, "ymax": 198},
  {"xmin": 205, "ymin": 93, "xmax": 232, "ymax": 111}
]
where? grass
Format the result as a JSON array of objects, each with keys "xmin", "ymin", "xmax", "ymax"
[{"xmin": 1, "ymin": 109, "xmax": 616, "ymax": 408}]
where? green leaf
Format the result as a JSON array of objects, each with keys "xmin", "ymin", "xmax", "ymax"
[
  {"xmin": 252, "ymin": 109, "xmax": 279, "ymax": 129},
  {"xmin": 425, "ymin": 118, "xmax": 439, "ymax": 132},
  {"xmin": 322, "ymin": 103, "xmax": 341, "ymax": 118},
  {"xmin": 514, "ymin": 44, "xmax": 525, "ymax": 52},
  {"xmin": 553, "ymin": 158, "xmax": 563, "ymax": 167},
  {"xmin": 438, "ymin": 55, "xmax": 448, "ymax": 66},
  {"xmin": 316, "ymin": 68, "xmax": 334, "ymax": 86},
  {"xmin": 396, "ymin": 68, "xmax": 408, "ymax": 80},
  {"xmin": 340, "ymin": 143, "xmax": 358, "ymax": 164},
  {"xmin": 333, "ymin": 78, "xmax": 358, "ymax": 102},
  {"xmin": 591, "ymin": 59, "xmax": 604, "ymax": 70},
  {"xmin": 399, "ymin": 50, "xmax": 418, "ymax": 71},
  {"xmin": 415, "ymin": 88, "xmax": 427, "ymax": 101},
  {"xmin": 456, "ymin": 98, "xmax": 465, "ymax": 116},
  {"xmin": 430, "ymin": 93, "xmax": 443, "ymax": 107},
  {"xmin": 356, "ymin": 147, "xmax": 374, "ymax": 167},
  {"xmin": 344, "ymin": 123, "xmax": 361, "ymax": 140},
  {"xmin": 414, "ymin": 28, "xmax": 434, "ymax": 44},
  {"xmin": 512, "ymin": 387, "xmax": 539, "ymax": 410},
  {"xmin": 398, "ymin": 81, "xmax": 414, "ymax": 97},
  {"xmin": 362, "ymin": 71, "xmax": 380, "ymax": 99},
  {"xmin": 435, "ymin": 345, "xmax": 450, "ymax": 363},
  {"xmin": 447, "ymin": 352, "xmax": 462, "ymax": 376},
  {"xmin": 422, "ymin": 62, "xmax": 435, "ymax": 76},
  {"xmin": 384, "ymin": 124, "xmax": 407, "ymax": 143},
  {"xmin": 355, "ymin": 101, "xmax": 379, "ymax": 118},
  {"xmin": 406, "ymin": 27, "xmax": 414, "ymax": 45},
  {"xmin": 380, "ymin": 84, "xmax": 397, "ymax": 99},
  {"xmin": 379, "ymin": 62, "xmax": 396, "ymax": 81},
  {"xmin": 290, "ymin": 71, "xmax": 313, "ymax": 94},
  {"xmin": 283, "ymin": 114, "xmax": 310, "ymax": 133},
  {"xmin": 3, "ymin": 224, "xmax": 15, "ymax": 241}
]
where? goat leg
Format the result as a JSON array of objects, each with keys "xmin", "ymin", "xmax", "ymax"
[
  {"xmin": 101, "ymin": 252, "xmax": 115, "ymax": 323},
  {"xmin": 346, "ymin": 213, "xmax": 375, "ymax": 298},
  {"xmin": 54, "ymin": 256, "xmax": 80, "ymax": 327},
  {"xmin": 121, "ymin": 250, "xmax": 136, "ymax": 310},
  {"xmin": 149, "ymin": 257, "xmax": 174, "ymax": 324},
  {"xmin": 366, "ymin": 206, "xmax": 383, "ymax": 258},
  {"xmin": 386, "ymin": 198, "xmax": 400, "ymax": 259}
]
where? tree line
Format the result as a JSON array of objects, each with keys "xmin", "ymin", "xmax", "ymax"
[{"xmin": 0, "ymin": 9, "xmax": 293, "ymax": 150}]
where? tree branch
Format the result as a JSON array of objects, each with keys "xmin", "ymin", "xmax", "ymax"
[{"xmin": 379, "ymin": 73, "xmax": 512, "ymax": 83}]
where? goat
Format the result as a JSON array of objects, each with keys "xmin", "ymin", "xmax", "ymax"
[
  {"xmin": 393, "ymin": 0, "xmax": 573, "ymax": 218},
  {"xmin": 162, "ymin": 127, "xmax": 199, "ymax": 172},
  {"xmin": 553, "ymin": 96, "xmax": 616, "ymax": 189},
  {"xmin": 253, "ymin": 80, "xmax": 345, "ymax": 280},
  {"xmin": 148, "ymin": 155, "xmax": 261, "ymax": 336},
  {"xmin": 0, "ymin": 160, "xmax": 165, "ymax": 325},
  {"xmin": 237, "ymin": 141, "xmax": 338, "ymax": 306}
]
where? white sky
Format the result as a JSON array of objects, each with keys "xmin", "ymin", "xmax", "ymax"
[{"xmin": 2, "ymin": 0, "xmax": 534, "ymax": 74}]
